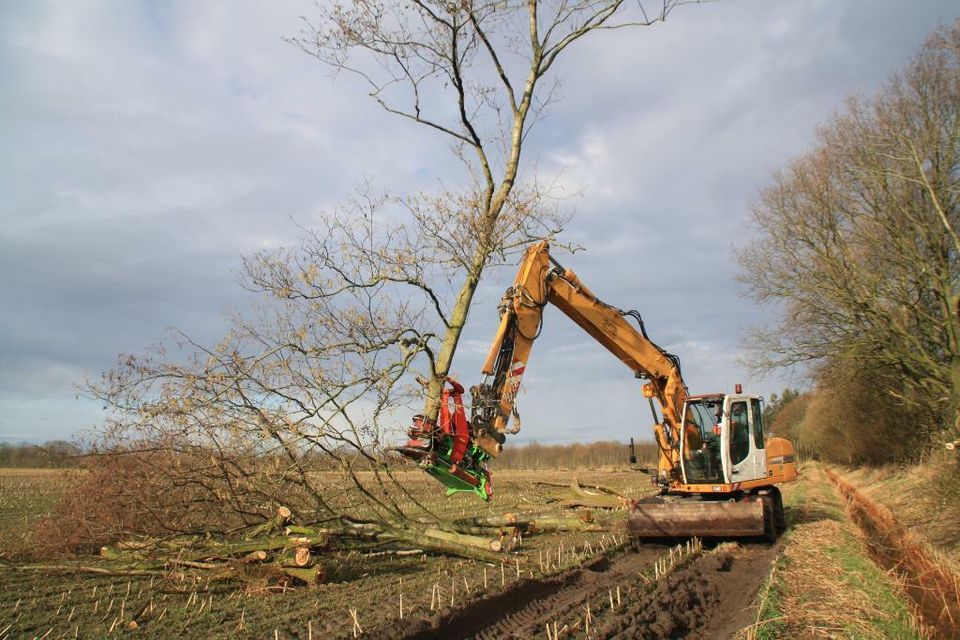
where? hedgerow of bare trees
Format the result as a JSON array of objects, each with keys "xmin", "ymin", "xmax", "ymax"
[
  {"xmin": 496, "ymin": 440, "xmax": 658, "ymax": 470},
  {"xmin": 63, "ymin": 1, "xmax": 694, "ymax": 562},
  {"xmin": 740, "ymin": 21, "xmax": 960, "ymax": 463},
  {"xmin": 0, "ymin": 442, "xmax": 80, "ymax": 468}
]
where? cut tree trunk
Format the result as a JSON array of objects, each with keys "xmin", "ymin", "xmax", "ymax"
[
  {"xmin": 451, "ymin": 511, "xmax": 603, "ymax": 533},
  {"xmin": 334, "ymin": 520, "xmax": 504, "ymax": 563},
  {"xmin": 278, "ymin": 546, "xmax": 313, "ymax": 567},
  {"xmin": 245, "ymin": 506, "xmax": 293, "ymax": 540},
  {"xmin": 274, "ymin": 565, "xmax": 325, "ymax": 586},
  {"xmin": 533, "ymin": 478, "xmax": 629, "ymax": 509}
]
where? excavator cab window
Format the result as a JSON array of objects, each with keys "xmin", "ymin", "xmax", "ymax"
[
  {"xmin": 730, "ymin": 401, "xmax": 751, "ymax": 465},
  {"xmin": 751, "ymin": 398, "xmax": 765, "ymax": 449},
  {"xmin": 682, "ymin": 400, "xmax": 723, "ymax": 483}
]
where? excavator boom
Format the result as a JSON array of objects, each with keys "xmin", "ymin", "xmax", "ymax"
[{"xmin": 469, "ymin": 242, "xmax": 687, "ymax": 482}]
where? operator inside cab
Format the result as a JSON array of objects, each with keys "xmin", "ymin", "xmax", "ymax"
[
  {"xmin": 683, "ymin": 403, "xmax": 723, "ymax": 483},
  {"xmin": 683, "ymin": 409, "xmax": 705, "ymax": 480},
  {"xmin": 684, "ymin": 410, "xmax": 703, "ymax": 453}
]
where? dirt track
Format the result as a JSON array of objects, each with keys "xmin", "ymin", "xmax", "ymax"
[{"xmin": 376, "ymin": 540, "xmax": 780, "ymax": 639}]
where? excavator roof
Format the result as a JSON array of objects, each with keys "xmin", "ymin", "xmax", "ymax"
[{"xmin": 686, "ymin": 393, "xmax": 725, "ymax": 401}]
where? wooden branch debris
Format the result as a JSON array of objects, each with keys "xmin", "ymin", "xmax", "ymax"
[
  {"xmin": 17, "ymin": 503, "xmax": 609, "ymax": 588},
  {"xmin": 15, "ymin": 564, "xmax": 165, "ymax": 577},
  {"xmin": 92, "ymin": 524, "xmax": 331, "ymax": 587},
  {"xmin": 445, "ymin": 509, "xmax": 606, "ymax": 552},
  {"xmin": 451, "ymin": 511, "xmax": 603, "ymax": 534},
  {"xmin": 245, "ymin": 506, "xmax": 293, "ymax": 539},
  {"xmin": 532, "ymin": 477, "xmax": 630, "ymax": 509}
]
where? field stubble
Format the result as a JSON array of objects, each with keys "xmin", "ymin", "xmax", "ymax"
[
  {"xmin": 0, "ymin": 468, "xmax": 663, "ymax": 639},
  {"xmin": 5, "ymin": 464, "xmax": 943, "ymax": 639}
]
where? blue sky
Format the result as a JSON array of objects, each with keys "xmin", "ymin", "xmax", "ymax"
[{"xmin": 2, "ymin": 0, "xmax": 958, "ymax": 444}]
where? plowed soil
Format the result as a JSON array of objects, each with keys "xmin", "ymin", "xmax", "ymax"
[{"xmin": 376, "ymin": 540, "xmax": 780, "ymax": 639}]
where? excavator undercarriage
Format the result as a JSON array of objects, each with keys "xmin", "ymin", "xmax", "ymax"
[{"xmin": 628, "ymin": 490, "xmax": 786, "ymax": 540}]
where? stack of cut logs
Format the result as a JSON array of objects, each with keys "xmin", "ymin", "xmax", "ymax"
[
  {"xmin": 90, "ymin": 503, "xmax": 608, "ymax": 588},
  {"xmin": 99, "ymin": 507, "xmax": 331, "ymax": 586}
]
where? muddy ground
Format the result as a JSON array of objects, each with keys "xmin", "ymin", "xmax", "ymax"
[{"xmin": 374, "ymin": 540, "xmax": 780, "ymax": 639}]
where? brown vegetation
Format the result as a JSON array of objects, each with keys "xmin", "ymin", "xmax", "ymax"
[
  {"xmin": 828, "ymin": 469, "xmax": 960, "ymax": 639},
  {"xmin": 0, "ymin": 469, "xmax": 654, "ymax": 638},
  {"xmin": 496, "ymin": 440, "xmax": 657, "ymax": 470},
  {"xmin": 28, "ymin": 451, "xmax": 584, "ymax": 566},
  {"xmin": 740, "ymin": 21, "xmax": 960, "ymax": 465}
]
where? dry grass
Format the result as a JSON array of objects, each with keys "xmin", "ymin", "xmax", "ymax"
[
  {"xmin": 0, "ymin": 467, "xmax": 650, "ymax": 639},
  {"xmin": 777, "ymin": 519, "xmax": 927, "ymax": 639},
  {"xmin": 828, "ymin": 468, "xmax": 960, "ymax": 638},
  {"xmin": 842, "ymin": 459, "xmax": 960, "ymax": 566},
  {"xmin": 0, "ymin": 468, "xmax": 79, "ymax": 477},
  {"xmin": 742, "ymin": 464, "xmax": 927, "ymax": 640},
  {"xmin": 0, "ymin": 470, "xmax": 77, "ymax": 559}
]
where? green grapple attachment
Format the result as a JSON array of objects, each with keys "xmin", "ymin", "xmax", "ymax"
[
  {"xmin": 393, "ymin": 380, "xmax": 493, "ymax": 500},
  {"xmin": 395, "ymin": 436, "xmax": 492, "ymax": 500}
]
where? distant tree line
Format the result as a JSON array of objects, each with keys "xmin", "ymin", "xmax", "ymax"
[
  {"xmin": 0, "ymin": 438, "xmax": 655, "ymax": 472},
  {"xmin": 0, "ymin": 441, "xmax": 82, "ymax": 468},
  {"xmin": 495, "ymin": 440, "xmax": 658, "ymax": 470},
  {"xmin": 740, "ymin": 22, "xmax": 960, "ymax": 466}
]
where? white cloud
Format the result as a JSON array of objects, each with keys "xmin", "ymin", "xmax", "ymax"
[{"xmin": 1, "ymin": 0, "xmax": 957, "ymax": 442}]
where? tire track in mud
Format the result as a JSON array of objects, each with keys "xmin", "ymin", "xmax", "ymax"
[
  {"xmin": 588, "ymin": 544, "xmax": 779, "ymax": 640},
  {"xmin": 383, "ymin": 540, "xmax": 780, "ymax": 639},
  {"xmin": 467, "ymin": 545, "xmax": 664, "ymax": 640}
]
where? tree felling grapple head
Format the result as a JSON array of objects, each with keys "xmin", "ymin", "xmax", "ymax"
[{"xmin": 393, "ymin": 378, "xmax": 493, "ymax": 500}]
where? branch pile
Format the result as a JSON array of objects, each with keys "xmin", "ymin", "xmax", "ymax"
[
  {"xmin": 21, "ymin": 506, "xmax": 607, "ymax": 588},
  {"xmin": 533, "ymin": 477, "xmax": 631, "ymax": 509}
]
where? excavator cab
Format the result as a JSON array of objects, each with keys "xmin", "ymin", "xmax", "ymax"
[
  {"xmin": 631, "ymin": 390, "xmax": 797, "ymax": 540},
  {"xmin": 679, "ymin": 394, "xmax": 770, "ymax": 486},
  {"xmin": 679, "ymin": 396, "xmax": 724, "ymax": 484}
]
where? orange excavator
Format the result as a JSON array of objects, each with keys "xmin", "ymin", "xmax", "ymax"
[{"xmin": 397, "ymin": 241, "xmax": 798, "ymax": 540}]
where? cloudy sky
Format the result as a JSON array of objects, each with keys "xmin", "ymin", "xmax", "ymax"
[{"xmin": 2, "ymin": 0, "xmax": 957, "ymax": 445}]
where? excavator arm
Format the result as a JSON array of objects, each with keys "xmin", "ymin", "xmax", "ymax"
[
  {"xmin": 469, "ymin": 242, "xmax": 687, "ymax": 482},
  {"xmin": 398, "ymin": 241, "xmax": 690, "ymax": 498}
]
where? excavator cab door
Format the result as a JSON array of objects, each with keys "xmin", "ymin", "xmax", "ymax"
[{"xmin": 722, "ymin": 395, "xmax": 766, "ymax": 483}]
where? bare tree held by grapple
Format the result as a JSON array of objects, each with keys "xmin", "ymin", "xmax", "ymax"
[{"xmin": 290, "ymin": 0, "xmax": 691, "ymax": 432}]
